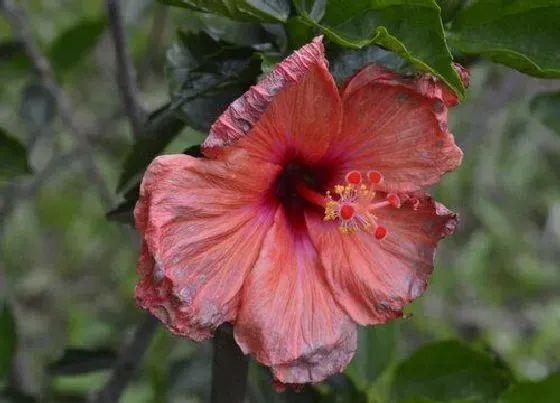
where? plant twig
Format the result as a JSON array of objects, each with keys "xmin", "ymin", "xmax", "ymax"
[
  {"xmin": 91, "ymin": 315, "xmax": 159, "ymax": 403},
  {"xmin": 105, "ymin": 0, "xmax": 145, "ymax": 138},
  {"xmin": 138, "ymin": 4, "xmax": 168, "ymax": 86},
  {"xmin": 0, "ymin": 0, "xmax": 112, "ymax": 208},
  {"xmin": 211, "ymin": 325, "xmax": 249, "ymax": 403}
]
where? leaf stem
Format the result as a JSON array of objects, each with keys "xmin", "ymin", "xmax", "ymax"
[
  {"xmin": 90, "ymin": 315, "xmax": 159, "ymax": 403},
  {"xmin": 105, "ymin": 0, "xmax": 146, "ymax": 138}
]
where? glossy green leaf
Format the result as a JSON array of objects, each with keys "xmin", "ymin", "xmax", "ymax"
[
  {"xmin": 286, "ymin": 16, "xmax": 316, "ymax": 51},
  {"xmin": 346, "ymin": 322, "xmax": 399, "ymax": 388},
  {"xmin": 293, "ymin": 0, "xmax": 464, "ymax": 97},
  {"xmin": 47, "ymin": 348, "xmax": 117, "ymax": 376},
  {"xmin": 436, "ymin": 0, "xmax": 466, "ymax": 23},
  {"xmin": 158, "ymin": 0, "xmax": 290, "ymax": 23},
  {"xmin": 165, "ymin": 31, "xmax": 261, "ymax": 132},
  {"xmin": 498, "ymin": 373, "xmax": 560, "ymax": 403},
  {"xmin": 116, "ymin": 103, "xmax": 186, "ymax": 192},
  {"xmin": 294, "ymin": 0, "xmax": 325, "ymax": 21},
  {"xmin": 0, "ymin": 128, "xmax": 32, "ymax": 181},
  {"xmin": 0, "ymin": 303, "xmax": 17, "ymax": 380},
  {"xmin": 447, "ymin": 0, "xmax": 560, "ymax": 78},
  {"xmin": 240, "ymin": 0, "xmax": 291, "ymax": 22},
  {"xmin": 328, "ymin": 44, "xmax": 414, "ymax": 84},
  {"xmin": 391, "ymin": 341, "xmax": 512, "ymax": 402},
  {"xmin": 177, "ymin": 11, "xmax": 280, "ymax": 47},
  {"xmin": 49, "ymin": 18, "xmax": 107, "ymax": 74},
  {"xmin": 530, "ymin": 91, "xmax": 560, "ymax": 134}
]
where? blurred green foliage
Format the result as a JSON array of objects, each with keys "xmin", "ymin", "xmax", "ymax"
[{"xmin": 1, "ymin": 0, "xmax": 560, "ymax": 402}]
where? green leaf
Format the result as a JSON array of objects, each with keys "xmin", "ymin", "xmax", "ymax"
[
  {"xmin": 0, "ymin": 128, "xmax": 32, "ymax": 181},
  {"xmin": 530, "ymin": 91, "xmax": 560, "ymax": 134},
  {"xmin": 240, "ymin": 0, "xmax": 291, "ymax": 22},
  {"xmin": 158, "ymin": 0, "xmax": 291, "ymax": 23},
  {"xmin": 328, "ymin": 44, "xmax": 415, "ymax": 84},
  {"xmin": 256, "ymin": 52, "xmax": 280, "ymax": 80},
  {"xmin": 0, "ymin": 303, "xmax": 17, "ymax": 380},
  {"xmin": 447, "ymin": 0, "xmax": 560, "ymax": 78},
  {"xmin": 293, "ymin": 0, "xmax": 464, "ymax": 97},
  {"xmin": 116, "ymin": 103, "xmax": 186, "ymax": 192},
  {"xmin": 324, "ymin": 373, "xmax": 369, "ymax": 403},
  {"xmin": 106, "ymin": 199, "xmax": 137, "ymax": 225},
  {"xmin": 0, "ymin": 41, "xmax": 25, "ymax": 62},
  {"xmin": 165, "ymin": 31, "xmax": 261, "ymax": 132},
  {"xmin": 49, "ymin": 18, "xmax": 107, "ymax": 75},
  {"xmin": 498, "ymin": 373, "xmax": 560, "ymax": 403},
  {"xmin": 391, "ymin": 341, "xmax": 512, "ymax": 402},
  {"xmin": 346, "ymin": 322, "xmax": 399, "ymax": 389},
  {"xmin": 398, "ymin": 398, "xmax": 437, "ymax": 403},
  {"xmin": 286, "ymin": 16, "xmax": 316, "ymax": 51},
  {"xmin": 0, "ymin": 41, "xmax": 31, "ymax": 72},
  {"xmin": 436, "ymin": 0, "xmax": 466, "ymax": 23},
  {"xmin": 47, "ymin": 348, "xmax": 117, "ymax": 376},
  {"xmin": 177, "ymin": 11, "xmax": 280, "ymax": 47}
]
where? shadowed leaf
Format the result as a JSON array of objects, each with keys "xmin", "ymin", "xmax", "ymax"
[
  {"xmin": 158, "ymin": 0, "xmax": 290, "ymax": 22},
  {"xmin": 0, "ymin": 303, "xmax": 17, "ymax": 380},
  {"xmin": 110, "ymin": 144, "xmax": 202, "ymax": 224},
  {"xmin": 391, "ymin": 341, "xmax": 512, "ymax": 402},
  {"xmin": 116, "ymin": 103, "xmax": 186, "ymax": 192},
  {"xmin": 49, "ymin": 18, "xmax": 107, "ymax": 74},
  {"xmin": 47, "ymin": 348, "xmax": 118, "ymax": 376},
  {"xmin": 165, "ymin": 31, "xmax": 262, "ymax": 132},
  {"xmin": 345, "ymin": 322, "xmax": 399, "ymax": 388},
  {"xmin": 499, "ymin": 373, "xmax": 560, "ymax": 403},
  {"xmin": 0, "ymin": 128, "xmax": 32, "ymax": 181}
]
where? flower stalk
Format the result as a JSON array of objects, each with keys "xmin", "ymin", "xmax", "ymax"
[{"xmin": 211, "ymin": 325, "xmax": 249, "ymax": 403}]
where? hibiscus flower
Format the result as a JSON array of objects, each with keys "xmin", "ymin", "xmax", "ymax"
[{"xmin": 134, "ymin": 36, "xmax": 467, "ymax": 385}]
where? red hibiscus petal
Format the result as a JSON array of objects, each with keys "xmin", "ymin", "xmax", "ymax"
[
  {"xmin": 306, "ymin": 194, "xmax": 457, "ymax": 325},
  {"xmin": 234, "ymin": 208, "xmax": 357, "ymax": 384},
  {"xmin": 203, "ymin": 35, "xmax": 342, "ymax": 165},
  {"xmin": 330, "ymin": 64, "xmax": 467, "ymax": 192},
  {"xmin": 134, "ymin": 152, "xmax": 281, "ymax": 341}
]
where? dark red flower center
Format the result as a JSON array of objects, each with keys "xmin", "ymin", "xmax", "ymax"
[
  {"xmin": 271, "ymin": 159, "xmax": 406, "ymax": 240},
  {"xmin": 272, "ymin": 160, "xmax": 335, "ymax": 228}
]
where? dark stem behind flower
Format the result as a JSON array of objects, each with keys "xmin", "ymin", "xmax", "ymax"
[{"xmin": 211, "ymin": 324, "xmax": 249, "ymax": 403}]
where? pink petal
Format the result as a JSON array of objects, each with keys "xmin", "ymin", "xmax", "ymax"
[
  {"xmin": 306, "ymin": 194, "xmax": 458, "ymax": 325},
  {"xmin": 134, "ymin": 152, "xmax": 281, "ymax": 341},
  {"xmin": 203, "ymin": 36, "xmax": 342, "ymax": 165},
  {"xmin": 234, "ymin": 208, "xmax": 357, "ymax": 384},
  {"xmin": 330, "ymin": 64, "xmax": 467, "ymax": 192}
]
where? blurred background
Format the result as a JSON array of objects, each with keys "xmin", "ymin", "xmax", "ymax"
[{"xmin": 1, "ymin": 1, "xmax": 559, "ymax": 402}]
